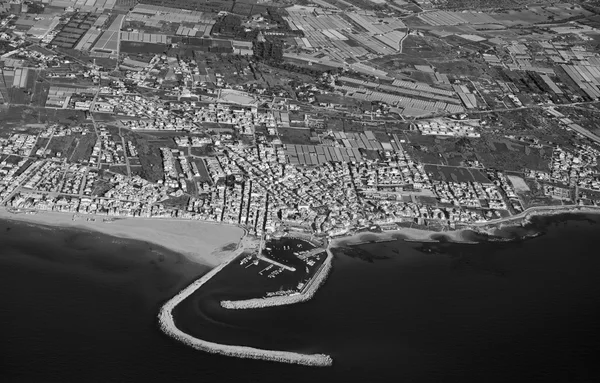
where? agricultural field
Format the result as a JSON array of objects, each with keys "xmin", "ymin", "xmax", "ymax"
[
  {"xmin": 140, "ymin": 0, "xmax": 233, "ymax": 12},
  {"xmin": 120, "ymin": 42, "xmax": 168, "ymax": 55},
  {"xmin": 481, "ymin": 108, "xmax": 582, "ymax": 149},
  {"xmin": 554, "ymin": 106, "xmax": 600, "ymax": 137},
  {"xmin": 6, "ymin": 88, "xmax": 30, "ymax": 105},
  {"xmin": 276, "ymin": 127, "xmax": 315, "ymax": 145},
  {"xmin": 9, "ymin": 107, "xmax": 87, "ymax": 128},
  {"xmin": 436, "ymin": 0, "xmax": 554, "ymax": 11},
  {"xmin": 402, "ymin": 133, "xmax": 447, "ymax": 164},
  {"xmin": 0, "ymin": 106, "xmax": 55, "ymax": 128},
  {"xmin": 471, "ymin": 137, "xmax": 552, "ymax": 172},
  {"xmin": 31, "ymin": 81, "xmax": 51, "ymax": 107}
]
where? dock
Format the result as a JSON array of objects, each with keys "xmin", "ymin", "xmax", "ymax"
[{"xmin": 257, "ymin": 254, "xmax": 296, "ymax": 272}]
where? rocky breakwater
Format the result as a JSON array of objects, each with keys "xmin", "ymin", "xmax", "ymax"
[
  {"xmin": 221, "ymin": 248, "xmax": 334, "ymax": 310},
  {"xmin": 158, "ymin": 250, "xmax": 333, "ymax": 367},
  {"xmin": 473, "ymin": 205, "xmax": 600, "ymax": 232},
  {"xmin": 519, "ymin": 205, "xmax": 600, "ymax": 224}
]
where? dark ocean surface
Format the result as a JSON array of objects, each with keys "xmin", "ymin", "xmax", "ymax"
[{"xmin": 1, "ymin": 215, "xmax": 599, "ymax": 383}]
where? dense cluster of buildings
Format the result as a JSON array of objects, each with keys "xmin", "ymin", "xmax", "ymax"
[
  {"xmin": 416, "ymin": 119, "xmax": 480, "ymax": 137},
  {"xmin": 549, "ymin": 145, "xmax": 600, "ymax": 191},
  {"xmin": 1, "ymin": 0, "xmax": 600, "ymax": 237}
]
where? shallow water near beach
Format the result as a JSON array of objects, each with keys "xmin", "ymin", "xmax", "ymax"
[{"xmin": 1, "ymin": 215, "xmax": 600, "ymax": 382}]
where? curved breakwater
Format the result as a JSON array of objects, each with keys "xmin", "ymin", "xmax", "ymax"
[
  {"xmin": 158, "ymin": 249, "xmax": 333, "ymax": 367},
  {"xmin": 221, "ymin": 248, "xmax": 334, "ymax": 310}
]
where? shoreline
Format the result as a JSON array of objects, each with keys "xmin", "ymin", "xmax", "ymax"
[
  {"xmin": 220, "ymin": 247, "xmax": 334, "ymax": 310},
  {"xmin": 7, "ymin": 203, "xmax": 599, "ymax": 367},
  {"xmin": 0, "ymin": 209, "xmax": 334, "ymax": 366},
  {"xmin": 157, "ymin": 243, "xmax": 334, "ymax": 367},
  {"xmin": 471, "ymin": 204, "xmax": 600, "ymax": 230},
  {"xmin": 0, "ymin": 207, "xmax": 244, "ymax": 267},
  {"xmin": 329, "ymin": 226, "xmax": 472, "ymax": 247},
  {"xmin": 330, "ymin": 205, "xmax": 600, "ymax": 247}
]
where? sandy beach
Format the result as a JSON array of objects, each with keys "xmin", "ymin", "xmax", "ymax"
[{"xmin": 0, "ymin": 207, "xmax": 245, "ymax": 267}]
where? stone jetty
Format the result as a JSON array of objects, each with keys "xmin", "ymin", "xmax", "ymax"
[
  {"xmin": 221, "ymin": 248, "xmax": 334, "ymax": 310},
  {"xmin": 158, "ymin": 248, "xmax": 333, "ymax": 367}
]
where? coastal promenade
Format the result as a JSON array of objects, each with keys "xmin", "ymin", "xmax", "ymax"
[{"xmin": 158, "ymin": 241, "xmax": 333, "ymax": 367}]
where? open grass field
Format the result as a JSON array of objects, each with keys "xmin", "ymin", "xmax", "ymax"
[
  {"xmin": 129, "ymin": 165, "xmax": 144, "ymax": 177},
  {"xmin": 109, "ymin": 165, "xmax": 129, "ymax": 176},
  {"xmin": 277, "ymin": 127, "xmax": 314, "ymax": 145},
  {"xmin": 473, "ymin": 138, "xmax": 552, "ymax": 172},
  {"xmin": 0, "ymin": 106, "xmax": 52, "ymax": 128},
  {"xmin": 69, "ymin": 133, "xmax": 97, "ymax": 163},
  {"xmin": 46, "ymin": 135, "xmax": 78, "ymax": 158},
  {"xmin": 92, "ymin": 113, "xmax": 117, "ymax": 122},
  {"xmin": 7, "ymin": 88, "xmax": 30, "ymax": 105},
  {"xmin": 424, "ymin": 164, "xmax": 491, "ymax": 183},
  {"xmin": 31, "ymin": 80, "xmax": 50, "ymax": 107},
  {"xmin": 192, "ymin": 158, "xmax": 211, "ymax": 182},
  {"xmin": 133, "ymin": 137, "xmax": 165, "ymax": 182},
  {"xmin": 31, "ymin": 137, "xmax": 49, "ymax": 155}
]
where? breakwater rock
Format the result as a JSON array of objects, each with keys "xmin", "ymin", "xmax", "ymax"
[
  {"xmin": 473, "ymin": 205, "xmax": 600, "ymax": 231},
  {"xmin": 158, "ymin": 249, "xmax": 333, "ymax": 367},
  {"xmin": 221, "ymin": 248, "xmax": 334, "ymax": 310},
  {"xmin": 520, "ymin": 205, "xmax": 600, "ymax": 225}
]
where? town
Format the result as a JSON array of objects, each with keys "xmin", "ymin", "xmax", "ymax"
[{"xmin": 1, "ymin": 0, "xmax": 600, "ymax": 239}]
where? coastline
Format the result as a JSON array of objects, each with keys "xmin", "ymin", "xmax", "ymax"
[
  {"xmin": 471, "ymin": 204, "xmax": 600, "ymax": 230},
  {"xmin": 158, "ymin": 244, "xmax": 334, "ymax": 367},
  {"xmin": 0, "ymin": 207, "xmax": 333, "ymax": 366},
  {"xmin": 329, "ymin": 226, "xmax": 472, "ymax": 247},
  {"xmin": 331, "ymin": 205, "xmax": 600, "ymax": 247},
  {"xmin": 7, "ymin": 203, "xmax": 598, "ymax": 367},
  {"xmin": 0, "ymin": 207, "xmax": 244, "ymax": 267}
]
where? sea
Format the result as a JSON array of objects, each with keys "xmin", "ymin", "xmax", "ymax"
[{"xmin": 1, "ymin": 214, "xmax": 599, "ymax": 383}]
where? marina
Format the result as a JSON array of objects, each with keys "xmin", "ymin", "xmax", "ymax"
[
  {"xmin": 158, "ymin": 239, "xmax": 333, "ymax": 367},
  {"xmin": 234, "ymin": 237, "xmax": 328, "ymax": 299}
]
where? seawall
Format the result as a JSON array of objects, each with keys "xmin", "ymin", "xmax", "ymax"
[
  {"xmin": 220, "ymin": 248, "xmax": 334, "ymax": 310},
  {"xmin": 158, "ymin": 248, "xmax": 333, "ymax": 367}
]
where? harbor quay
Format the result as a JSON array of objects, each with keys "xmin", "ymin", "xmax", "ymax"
[
  {"xmin": 158, "ymin": 243, "xmax": 333, "ymax": 367},
  {"xmin": 221, "ymin": 247, "xmax": 334, "ymax": 310}
]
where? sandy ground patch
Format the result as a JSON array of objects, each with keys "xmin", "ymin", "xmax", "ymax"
[{"xmin": 0, "ymin": 208, "xmax": 245, "ymax": 267}]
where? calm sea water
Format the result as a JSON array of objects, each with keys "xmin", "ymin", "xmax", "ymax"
[{"xmin": 1, "ymin": 215, "xmax": 599, "ymax": 382}]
